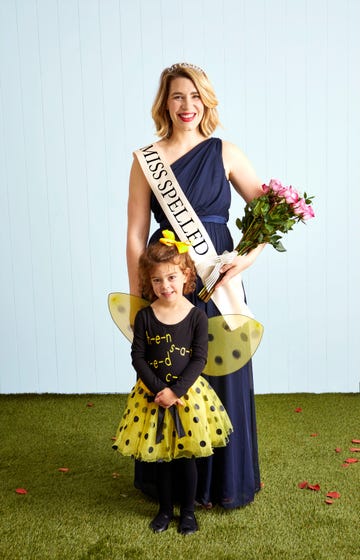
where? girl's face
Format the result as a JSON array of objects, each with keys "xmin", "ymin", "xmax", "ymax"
[
  {"xmin": 166, "ymin": 77, "xmax": 204, "ymax": 133},
  {"xmin": 150, "ymin": 262, "xmax": 189, "ymax": 303}
]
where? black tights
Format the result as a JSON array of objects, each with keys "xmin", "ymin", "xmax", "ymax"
[{"xmin": 156, "ymin": 458, "xmax": 197, "ymax": 516}]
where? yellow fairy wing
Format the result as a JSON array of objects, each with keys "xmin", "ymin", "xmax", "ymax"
[
  {"xmin": 204, "ymin": 314, "xmax": 264, "ymax": 376},
  {"xmin": 108, "ymin": 293, "xmax": 263, "ymax": 375},
  {"xmin": 108, "ymin": 292, "xmax": 150, "ymax": 342}
]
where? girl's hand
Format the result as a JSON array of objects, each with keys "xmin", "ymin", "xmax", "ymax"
[
  {"xmin": 216, "ymin": 244, "xmax": 265, "ymax": 289},
  {"xmin": 155, "ymin": 388, "xmax": 184, "ymax": 408}
]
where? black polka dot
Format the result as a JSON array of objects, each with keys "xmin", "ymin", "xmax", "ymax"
[
  {"xmin": 215, "ymin": 356, "xmax": 223, "ymax": 365},
  {"xmin": 194, "ymin": 404, "xmax": 200, "ymax": 410},
  {"xmin": 219, "ymin": 405, "xmax": 225, "ymax": 411},
  {"xmin": 240, "ymin": 333, "xmax": 248, "ymax": 342},
  {"xmin": 117, "ymin": 305, "xmax": 126, "ymax": 314},
  {"xmin": 148, "ymin": 447, "xmax": 154, "ymax": 453},
  {"xmin": 200, "ymin": 441, "xmax": 207, "ymax": 447},
  {"xmin": 188, "ymin": 430, "xmax": 192, "ymax": 436},
  {"xmin": 195, "ymin": 387, "xmax": 201, "ymax": 394},
  {"xmin": 177, "ymin": 443, "xmax": 184, "ymax": 450},
  {"xmin": 144, "ymin": 433, "xmax": 149, "ymax": 440},
  {"xmin": 210, "ymin": 405, "xmax": 215, "ymax": 412},
  {"xmin": 222, "ymin": 322, "xmax": 231, "ymax": 332},
  {"xmin": 142, "ymin": 407, "xmax": 147, "ymax": 413},
  {"xmin": 193, "ymin": 417, "xmax": 199, "ymax": 423},
  {"xmin": 125, "ymin": 439, "xmax": 130, "ymax": 445},
  {"xmin": 134, "ymin": 402, "xmax": 139, "ymax": 408},
  {"xmin": 184, "ymin": 394, "xmax": 189, "ymax": 400},
  {"xmin": 138, "ymin": 388, "xmax": 144, "ymax": 394},
  {"xmin": 232, "ymin": 349, "xmax": 241, "ymax": 359},
  {"xmin": 216, "ymin": 428, "xmax": 223, "ymax": 435},
  {"xmin": 151, "ymin": 408, "xmax": 156, "ymax": 415},
  {"xmin": 184, "ymin": 406, "xmax": 190, "ymax": 413},
  {"xmin": 208, "ymin": 333, "xmax": 214, "ymax": 342},
  {"xmin": 134, "ymin": 416, "xmax": 139, "ymax": 422}
]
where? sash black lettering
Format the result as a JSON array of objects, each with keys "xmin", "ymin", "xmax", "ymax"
[{"xmin": 148, "ymin": 161, "xmax": 164, "ymax": 173}]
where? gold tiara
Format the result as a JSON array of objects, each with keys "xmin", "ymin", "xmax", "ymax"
[{"xmin": 165, "ymin": 62, "xmax": 204, "ymax": 75}]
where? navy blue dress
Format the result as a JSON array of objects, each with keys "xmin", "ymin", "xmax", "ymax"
[{"xmin": 135, "ymin": 137, "xmax": 261, "ymax": 509}]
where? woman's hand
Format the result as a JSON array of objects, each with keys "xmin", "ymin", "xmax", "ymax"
[
  {"xmin": 155, "ymin": 388, "xmax": 184, "ymax": 408},
  {"xmin": 215, "ymin": 244, "xmax": 265, "ymax": 289}
]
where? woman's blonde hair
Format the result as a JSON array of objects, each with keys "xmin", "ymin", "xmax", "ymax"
[{"xmin": 151, "ymin": 63, "xmax": 220, "ymax": 139}]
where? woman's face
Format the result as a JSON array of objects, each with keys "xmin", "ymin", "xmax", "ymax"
[{"xmin": 166, "ymin": 77, "xmax": 204, "ymax": 134}]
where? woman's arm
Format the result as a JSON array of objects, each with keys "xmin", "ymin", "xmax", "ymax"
[
  {"xmin": 126, "ymin": 157, "xmax": 152, "ymax": 296},
  {"xmin": 216, "ymin": 141, "xmax": 266, "ymax": 286},
  {"xmin": 222, "ymin": 140, "xmax": 264, "ymax": 202}
]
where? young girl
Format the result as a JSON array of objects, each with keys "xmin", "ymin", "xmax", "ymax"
[{"xmin": 112, "ymin": 231, "xmax": 233, "ymax": 535}]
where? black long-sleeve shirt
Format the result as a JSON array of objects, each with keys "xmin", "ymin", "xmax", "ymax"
[{"xmin": 131, "ymin": 306, "xmax": 208, "ymax": 398}]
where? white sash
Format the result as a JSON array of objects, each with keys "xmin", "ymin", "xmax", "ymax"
[{"xmin": 134, "ymin": 143, "xmax": 253, "ymax": 319}]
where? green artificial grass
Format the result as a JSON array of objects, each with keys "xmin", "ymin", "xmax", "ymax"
[{"xmin": 0, "ymin": 392, "xmax": 359, "ymax": 560}]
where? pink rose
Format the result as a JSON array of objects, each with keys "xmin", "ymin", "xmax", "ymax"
[
  {"xmin": 302, "ymin": 204, "xmax": 315, "ymax": 220},
  {"xmin": 293, "ymin": 198, "xmax": 315, "ymax": 220},
  {"xmin": 262, "ymin": 183, "xmax": 270, "ymax": 194},
  {"xmin": 283, "ymin": 186, "xmax": 300, "ymax": 205},
  {"xmin": 269, "ymin": 179, "xmax": 285, "ymax": 194}
]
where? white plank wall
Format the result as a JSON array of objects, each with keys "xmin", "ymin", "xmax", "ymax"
[{"xmin": 0, "ymin": 0, "xmax": 359, "ymax": 394}]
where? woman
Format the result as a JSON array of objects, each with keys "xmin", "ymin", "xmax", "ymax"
[{"xmin": 126, "ymin": 62, "xmax": 264, "ymax": 509}]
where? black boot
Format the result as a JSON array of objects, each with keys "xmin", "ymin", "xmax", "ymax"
[
  {"xmin": 178, "ymin": 510, "xmax": 198, "ymax": 535},
  {"xmin": 149, "ymin": 510, "xmax": 173, "ymax": 533}
]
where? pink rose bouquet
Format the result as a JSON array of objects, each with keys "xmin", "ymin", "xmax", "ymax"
[
  {"xmin": 198, "ymin": 179, "xmax": 315, "ymax": 302},
  {"xmin": 235, "ymin": 178, "xmax": 315, "ymax": 255}
]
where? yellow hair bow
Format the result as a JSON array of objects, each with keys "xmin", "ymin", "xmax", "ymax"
[{"xmin": 159, "ymin": 230, "xmax": 192, "ymax": 254}]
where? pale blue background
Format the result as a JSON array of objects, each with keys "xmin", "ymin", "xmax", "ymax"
[{"xmin": 1, "ymin": 0, "xmax": 359, "ymax": 394}]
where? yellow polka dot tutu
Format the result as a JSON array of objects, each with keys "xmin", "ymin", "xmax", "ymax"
[{"xmin": 112, "ymin": 377, "xmax": 233, "ymax": 462}]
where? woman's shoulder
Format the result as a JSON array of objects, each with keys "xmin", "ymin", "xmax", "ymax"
[{"xmin": 221, "ymin": 139, "xmax": 246, "ymax": 158}]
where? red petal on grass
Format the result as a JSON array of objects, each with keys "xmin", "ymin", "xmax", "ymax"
[
  {"xmin": 298, "ymin": 481, "xmax": 308, "ymax": 489},
  {"xmin": 310, "ymin": 433, "xmax": 318, "ymax": 437},
  {"xmin": 15, "ymin": 488, "xmax": 28, "ymax": 494},
  {"xmin": 260, "ymin": 482, "xmax": 265, "ymax": 488},
  {"xmin": 351, "ymin": 439, "xmax": 360, "ymax": 444},
  {"xmin": 325, "ymin": 499, "xmax": 334, "ymax": 505},
  {"xmin": 344, "ymin": 458, "xmax": 358, "ymax": 464},
  {"xmin": 349, "ymin": 447, "xmax": 360, "ymax": 452},
  {"xmin": 341, "ymin": 463, "xmax": 350, "ymax": 468},
  {"xmin": 86, "ymin": 402, "xmax": 94, "ymax": 408},
  {"xmin": 111, "ymin": 436, "xmax": 117, "ymax": 441},
  {"xmin": 308, "ymin": 484, "xmax": 321, "ymax": 491},
  {"xmin": 335, "ymin": 447, "xmax": 342, "ymax": 453},
  {"xmin": 58, "ymin": 467, "xmax": 70, "ymax": 473},
  {"xmin": 295, "ymin": 407, "xmax": 303, "ymax": 413},
  {"xmin": 326, "ymin": 491, "xmax": 340, "ymax": 499}
]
